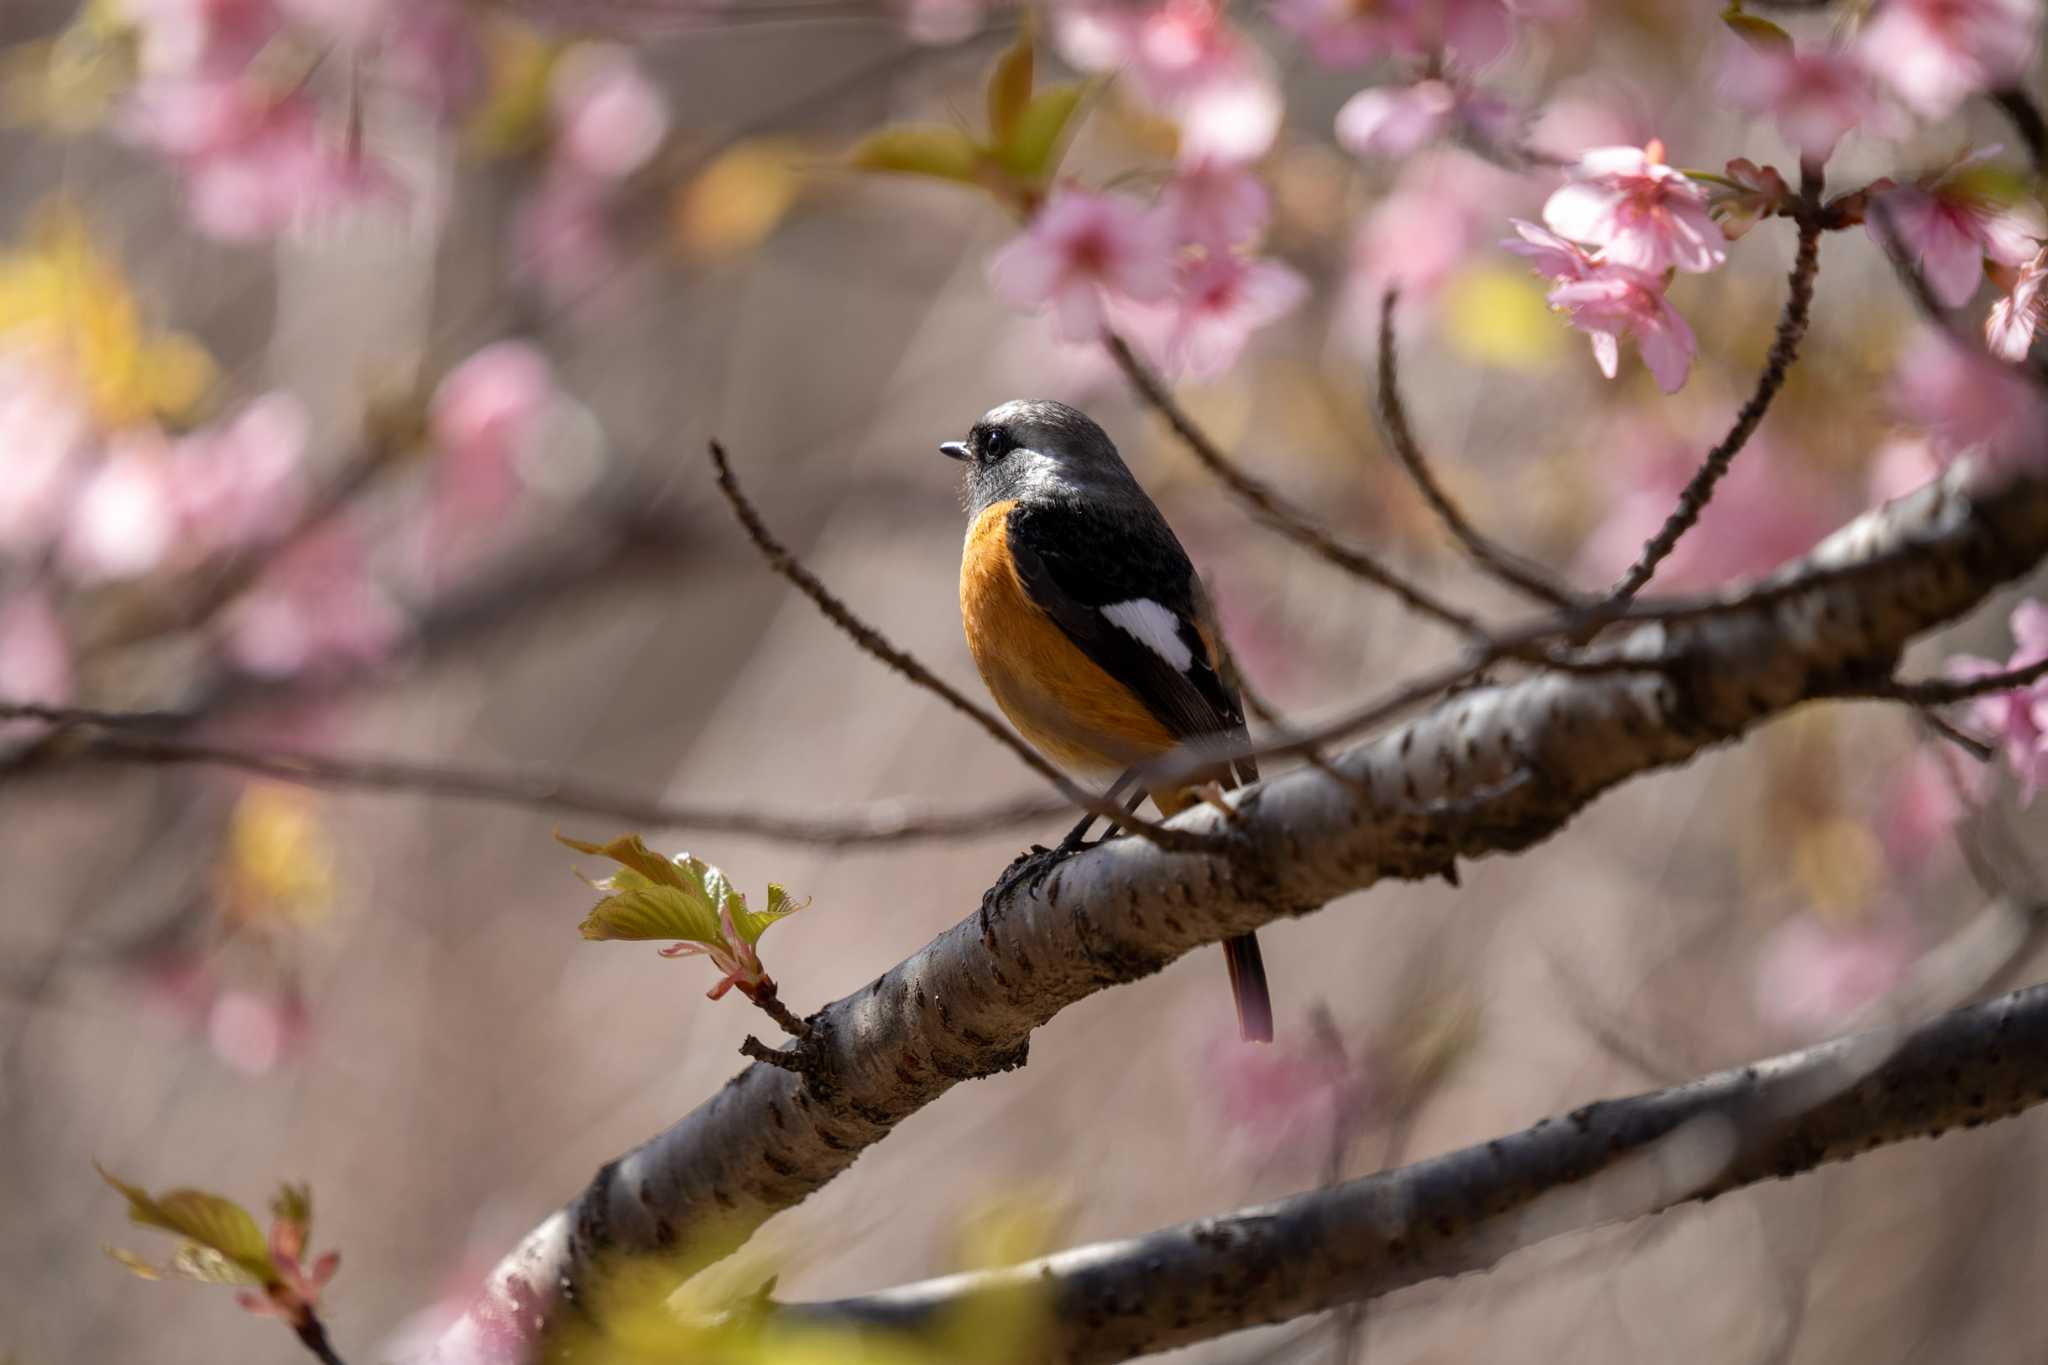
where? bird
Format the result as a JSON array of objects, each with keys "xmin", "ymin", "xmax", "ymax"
[{"xmin": 942, "ymin": 398, "xmax": 1274, "ymax": 1043}]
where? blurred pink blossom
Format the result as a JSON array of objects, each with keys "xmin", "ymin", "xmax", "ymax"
[
  {"xmin": 511, "ymin": 169, "xmax": 619, "ymax": 304},
  {"xmin": 1987, "ymin": 244, "xmax": 2048, "ymax": 361},
  {"xmin": 60, "ymin": 437, "xmax": 179, "ymax": 582},
  {"xmin": 1949, "ymin": 599, "xmax": 2048, "ymax": 803},
  {"xmin": 1161, "ymin": 161, "xmax": 1271, "ymax": 251},
  {"xmin": 224, "ymin": 525, "xmax": 406, "ymax": 679},
  {"xmin": 1857, "ymin": 0, "xmax": 2040, "ymax": 119},
  {"xmin": 1543, "ymin": 141, "xmax": 1727, "ymax": 275},
  {"xmin": 1163, "ymin": 254, "xmax": 1309, "ymax": 381},
  {"xmin": 174, "ymin": 393, "xmax": 311, "ymax": 557},
  {"xmin": 1866, "ymin": 434, "xmax": 1944, "ymax": 505},
  {"xmin": 1054, "ymin": 0, "xmax": 1281, "ymax": 163},
  {"xmin": 0, "ymin": 589, "xmax": 74, "ymax": 747},
  {"xmin": 208, "ymin": 987, "xmax": 313, "ymax": 1076},
  {"xmin": 124, "ymin": 0, "xmax": 277, "ymax": 76},
  {"xmin": 1501, "ymin": 216, "xmax": 1594, "ymax": 280},
  {"xmin": 1268, "ymin": 0, "xmax": 1515, "ymax": 71},
  {"xmin": 1878, "ymin": 747, "xmax": 1974, "ymax": 875},
  {"xmin": 274, "ymin": 0, "xmax": 396, "ymax": 45},
  {"xmin": 1871, "ymin": 166, "xmax": 2046, "ymax": 308},
  {"xmin": 1754, "ymin": 912, "xmax": 1917, "ymax": 1037},
  {"xmin": 1719, "ymin": 40, "xmax": 1881, "ymax": 164},
  {"xmin": 429, "ymin": 340, "xmax": 555, "ymax": 523},
  {"xmin": 1892, "ymin": 327, "xmax": 2048, "ymax": 477},
  {"xmin": 1348, "ymin": 149, "xmax": 1526, "ymax": 304},
  {"xmin": 0, "ymin": 360, "xmax": 92, "ymax": 556},
  {"xmin": 1525, "ymin": 78, "xmax": 1653, "ymax": 161},
  {"xmin": 1575, "ymin": 421, "xmax": 1835, "ymax": 589},
  {"xmin": 549, "ymin": 44, "xmax": 669, "ymax": 182},
  {"xmin": 990, "ymin": 188, "xmax": 1177, "ymax": 343},
  {"xmin": 1335, "ymin": 78, "xmax": 1516, "ymax": 161},
  {"xmin": 1206, "ymin": 1029, "xmax": 1373, "ymax": 1164}
]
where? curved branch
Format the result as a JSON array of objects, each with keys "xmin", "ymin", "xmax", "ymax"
[
  {"xmin": 1373, "ymin": 291, "xmax": 1582, "ymax": 609},
  {"xmin": 425, "ymin": 464, "xmax": 2048, "ymax": 1364},
  {"xmin": 0, "ymin": 709, "xmax": 1067, "ymax": 847},
  {"xmin": 787, "ymin": 980, "xmax": 2048, "ymax": 1360},
  {"xmin": 1103, "ymin": 333, "xmax": 1486, "ymax": 638},
  {"xmin": 1608, "ymin": 217, "xmax": 1823, "ymax": 602}
]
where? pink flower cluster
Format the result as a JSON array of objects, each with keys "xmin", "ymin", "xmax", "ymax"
[
  {"xmin": 1506, "ymin": 142, "xmax": 1725, "ymax": 392},
  {"xmin": 1891, "ymin": 327, "xmax": 2048, "ymax": 481},
  {"xmin": 1950, "ymin": 599, "xmax": 2048, "ymax": 803},
  {"xmin": 1872, "ymin": 154, "xmax": 2046, "ymax": 310},
  {"xmin": 113, "ymin": 0, "xmax": 484, "ymax": 239},
  {"xmin": 1270, "ymin": 0, "xmax": 1548, "ymax": 72},
  {"xmin": 990, "ymin": 171, "xmax": 1306, "ymax": 381},
  {"xmin": 512, "ymin": 44, "xmax": 671, "ymax": 304},
  {"xmin": 1053, "ymin": 0, "xmax": 1280, "ymax": 165}
]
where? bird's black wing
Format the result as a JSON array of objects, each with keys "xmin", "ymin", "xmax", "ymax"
[{"xmin": 1006, "ymin": 500, "xmax": 1256, "ymax": 783}]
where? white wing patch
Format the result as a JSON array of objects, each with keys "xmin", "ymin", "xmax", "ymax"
[{"xmin": 1101, "ymin": 599, "xmax": 1194, "ymax": 673}]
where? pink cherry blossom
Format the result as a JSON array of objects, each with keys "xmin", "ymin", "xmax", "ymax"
[
  {"xmin": 1754, "ymin": 912, "xmax": 1917, "ymax": 1038},
  {"xmin": 208, "ymin": 987, "xmax": 313, "ymax": 1076},
  {"xmin": 1525, "ymin": 77, "xmax": 1653, "ymax": 162},
  {"xmin": 1501, "ymin": 216, "xmax": 1596, "ymax": 281},
  {"xmin": 1892, "ymin": 327, "xmax": 2048, "ymax": 477},
  {"xmin": 1161, "ymin": 161, "xmax": 1271, "ymax": 252},
  {"xmin": 0, "ymin": 359, "xmax": 93, "ymax": 556},
  {"xmin": 1878, "ymin": 747, "xmax": 1974, "ymax": 875},
  {"xmin": 1268, "ymin": 0, "xmax": 1515, "ymax": 71},
  {"xmin": 1348, "ymin": 149, "xmax": 1525, "ymax": 304},
  {"xmin": 224, "ymin": 525, "xmax": 406, "ymax": 679},
  {"xmin": 1857, "ymin": 0, "xmax": 2040, "ymax": 119},
  {"xmin": 1163, "ymin": 254, "xmax": 1310, "ymax": 381},
  {"xmin": 1055, "ymin": 0, "xmax": 1281, "ymax": 164},
  {"xmin": 1949, "ymin": 599, "xmax": 2048, "ymax": 802},
  {"xmin": 1871, "ymin": 164, "xmax": 2046, "ymax": 308},
  {"xmin": 1174, "ymin": 60, "xmax": 1285, "ymax": 166},
  {"xmin": 0, "ymin": 589, "xmax": 74, "ymax": 748},
  {"xmin": 549, "ymin": 44, "xmax": 669, "ymax": 182},
  {"xmin": 175, "ymin": 393, "xmax": 310, "ymax": 557},
  {"xmin": 1719, "ymin": 40, "xmax": 1881, "ymax": 164},
  {"xmin": 990, "ymin": 188, "xmax": 1177, "ymax": 343},
  {"xmin": 1987, "ymin": 243, "xmax": 2048, "ymax": 361},
  {"xmin": 1543, "ymin": 141, "xmax": 1727, "ymax": 274},
  {"xmin": 60, "ymin": 436, "xmax": 179, "ymax": 582},
  {"xmin": 1547, "ymin": 265, "xmax": 1697, "ymax": 392}
]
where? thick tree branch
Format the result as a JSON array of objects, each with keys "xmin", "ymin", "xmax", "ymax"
[
  {"xmin": 427, "ymin": 464, "xmax": 2048, "ymax": 1364},
  {"xmin": 786, "ymin": 980, "xmax": 2048, "ymax": 1361}
]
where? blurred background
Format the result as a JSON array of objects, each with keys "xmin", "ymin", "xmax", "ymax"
[{"xmin": 2, "ymin": 0, "xmax": 2046, "ymax": 1361}]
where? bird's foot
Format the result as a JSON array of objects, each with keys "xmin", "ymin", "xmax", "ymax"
[{"xmin": 978, "ymin": 836, "xmax": 1099, "ymax": 939}]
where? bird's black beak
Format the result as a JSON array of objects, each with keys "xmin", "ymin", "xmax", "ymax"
[{"xmin": 939, "ymin": 440, "xmax": 971, "ymax": 462}]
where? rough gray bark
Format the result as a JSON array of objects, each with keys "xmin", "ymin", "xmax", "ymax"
[
  {"xmin": 426, "ymin": 466, "xmax": 2048, "ymax": 1363},
  {"xmin": 784, "ymin": 980, "xmax": 2048, "ymax": 1360}
]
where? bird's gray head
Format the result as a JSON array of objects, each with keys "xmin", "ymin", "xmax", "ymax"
[{"xmin": 941, "ymin": 399, "xmax": 1144, "ymax": 518}]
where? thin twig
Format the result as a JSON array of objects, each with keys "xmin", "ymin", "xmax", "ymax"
[
  {"xmin": 739, "ymin": 1036, "xmax": 807, "ymax": 1073},
  {"xmin": 1104, "ymin": 333, "xmax": 1487, "ymax": 638},
  {"xmin": 1992, "ymin": 88, "xmax": 2048, "ymax": 174},
  {"xmin": 1876, "ymin": 654, "xmax": 2048, "ymax": 706},
  {"xmin": 1373, "ymin": 290, "xmax": 1581, "ymax": 609},
  {"xmin": 0, "ymin": 703, "xmax": 1068, "ymax": 846},
  {"xmin": 293, "ymin": 1314, "xmax": 347, "ymax": 1365},
  {"xmin": 1607, "ymin": 213, "xmax": 1824, "ymax": 602},
  {"xmin": 706, "ymin": 441, "xmax": 1222, "ymax": 854},
  {"xmin": 750, "ymin": 982, "xmax": 813, "ymax": 1039}
]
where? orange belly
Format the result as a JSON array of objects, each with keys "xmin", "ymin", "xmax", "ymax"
[{"xmin": 960, "ymin": 500, "xmax": 1178, "ymax": 779}]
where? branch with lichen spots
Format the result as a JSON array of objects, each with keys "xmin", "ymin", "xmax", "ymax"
[{"xmin": 425, "ymin": 464, "xmax": 2048, "ymax": 1364}]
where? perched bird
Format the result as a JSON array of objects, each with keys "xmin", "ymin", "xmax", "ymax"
[{"xmin": 942, "ymin": 399, "xmax": 1274, "ymax": 1043}]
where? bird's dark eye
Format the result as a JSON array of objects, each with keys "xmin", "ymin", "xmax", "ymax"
[{"xmin": 980, "ymin": 427, "xmax": 1013, "ymax": 460}]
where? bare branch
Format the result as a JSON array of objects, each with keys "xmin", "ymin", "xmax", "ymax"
[
  {"xmin": 707, "ymin": 441, "xmax": 1222, "ymax": 852},
  {"xmin": 786, "ymin": 981, "xmax": 2048, "ymax": 1361},
  {"xmin": 1607, "ymin": 215, "xmax": 1824, "ymax": 602},
  {"xmin": 426, "ymin": 464, "xmax": 2048, "ymax": 1365},
  {"xmin": 1373, "ymin": 291, "xmax": 1582, "ymax": 609},
  {"xmin": 0, "ymin": 706, "xmax": 1067, "ymax": 848},
  {"xmin": 1103, "ymin": 333, "xmax": 1486, "ymax": 638},
  {"xmin": 1874, "ymin": 654, "xmax": 2048, "ymax": 706}
]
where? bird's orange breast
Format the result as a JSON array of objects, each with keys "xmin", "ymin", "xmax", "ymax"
[{"xmin": 960, "ymin": 500, "xmax": 1177, "ymax": 777}]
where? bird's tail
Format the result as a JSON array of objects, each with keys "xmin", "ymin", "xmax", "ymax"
[{"xmin": 1223, "ymin": 933, "xmax": 1274, "ymax": 1044}]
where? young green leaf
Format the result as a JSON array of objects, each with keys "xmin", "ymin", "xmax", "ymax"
[
  {"xmin": 848, "ymin": 125, "xmax": 984, "ymax": 184},
  {"xmin": 99, "ymin": 1166, "xmax": 275, "ymax": 1286},
  {"xmin": 997, "ymin": 83, "xmax": 1088, "ymax": 182},
  {"xmin": 985, "ymin": 30, "xmax": 1035, "ymax": 147}
]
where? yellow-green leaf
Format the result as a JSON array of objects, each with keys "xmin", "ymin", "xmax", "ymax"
[
  {"xmin": 580, "ymin": 885, "xmax": 725, "ymax": 945},
  {"xmin": 558, "ymin": 832, "xmax": 689, "ymax": 891},
  {"xmin": 985, "ymin": 30, "xmax": 1034, "ymax": 146},
  {"xmin": 1722, "ymin": 11, "xmax": 1793, "ymax": 53},
  {"xmin": 848, "ymin": 125, "xmax": 984, "ymax": 184},
  {"xmin": 98, "ymin": 1166, "xmax": 273, "ymax": 1285},
  {"xmin": 997, "ymin": 83, "xmax": 1087, "ymax": 182}
]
